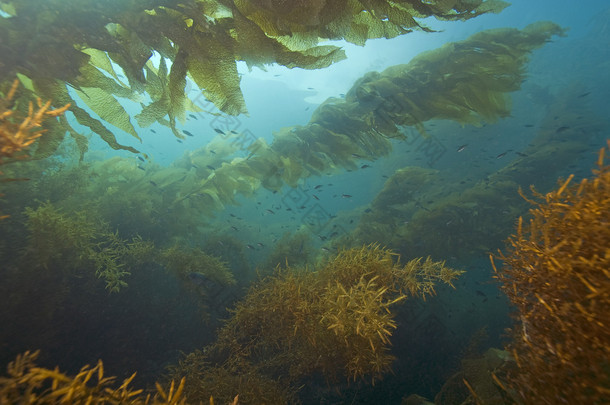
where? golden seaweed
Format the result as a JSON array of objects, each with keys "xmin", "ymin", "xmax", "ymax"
[
  {"xmin": 492, "ymin": 142, "xmax": 610, "ymax": 404},
  {"xmin": 170, "ymin": 244, "xmax": 463, "ymax": 402},
  {"xmin": 0, "ymin": 79, "xmax": 69, "ymax": 161},
  {"xmin": 0, "ymin": 350, "xmax": 188, "ymax": 405}
]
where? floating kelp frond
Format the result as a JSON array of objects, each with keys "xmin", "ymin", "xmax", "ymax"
[
  {"xmin": 345, "ymin": 85, "xmax": 605, "ymax": 260},
  {"xmin": 166, "ymin": 22, "xmax": 563, "ymax": 217},
  {"xmin": 0, "ymin": 0, "xmax": 506, "ymax": 152},
  {"xmin": 233, "ymin": 0, "xmax": 509, "ymax": 46},
  {"xmin": 345, "ymin": 21, "xmax": 566, "ymax": 136}
]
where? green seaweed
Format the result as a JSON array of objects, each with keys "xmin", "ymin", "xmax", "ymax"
[{"xmin": 23, "ymin": 201, "xmax": 156, "ymax": 293}]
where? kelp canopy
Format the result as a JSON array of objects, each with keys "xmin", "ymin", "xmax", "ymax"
[
  {"xmin": 0, "ymin": 0, "xmax": 508, "ymax": 157},
  {"xmin": 162, "ymin": 22, "xmax": 564, "ymax": 216}
]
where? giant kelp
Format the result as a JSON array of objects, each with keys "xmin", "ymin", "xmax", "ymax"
[
  {"xmin": 344, "ymin": 84, "xmax": 606, "ymax": 260},
  {"xmin": 0, "ymin": 0, "xmax": 506, "ymax": 155},
  {"xmin": 169, "ymin": 244, "xmax": 463, "ymax": 403},
  {"xmin": 161, "ymin": 22, "xmax": 564, "ymax": 218},
  {"xmin": 491, "ymin": 143, "xmax": 610, "ymax": 404},
  {"xmin": 2, "ymin": 22, "xmax": 564, "ymax": 223}
]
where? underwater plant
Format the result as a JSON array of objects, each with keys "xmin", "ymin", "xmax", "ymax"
[
  {"xmin": 346, "ymin": 84, "xmax": 606, "ymax": 260},
  {"xmin": 162, "ymin": 22, "xmax": 565, "ymax": 218},
  {"xmin": 169, "ymin": 244, "xmax": 463, "ymax": 403},
  {"xmin": 0, "ymin": 79, "xmax": 69, "ymax": 162},
  {"xmin": 492, "ymin": 142, "xmax": 610, "ymax": 404},
  {"xmin": 0, "ymin": 0, "xmax": 506, "ymax": 155},
  {"xmin": 0, "ymin": 79, "xmax": 68, "ymax": 218},
  {"xmin": 0, "ymin": 350, "xmax": 190, "ymax": 404},
  {"xmin": 23, "ymin": 201, "xmax": 158, "ymax": 293},
  {"xmin": 160, "ymin": 244, "xmax": 236, "ymax": 287},
  {"xmin": 262, "ymin": 229, "xmax": 314, "ymax": 271}
]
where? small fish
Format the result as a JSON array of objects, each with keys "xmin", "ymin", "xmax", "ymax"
[
  {"xmin": 305, "ymin": 107, "xmax": 309, "ymax": 111},
  {"xmin": 314, "ymin": 184, "xmax": 323, "ymax": 189},
  {"xmin": 150, "ymin": 129, "xmax": 157, "ymax": 134},
  {"xmin": 496, "ymin": 151, "xmax": 508, "ymax": 159},
  {"xmin": 307, "ymin": 87, "xmax": 315, "ymax": 90},
  {"xmin": 177, "ymin": 139, "xmax": 183, "ymax": 143},
  {"xmin": 577, "ymin": 91, "xmax": 591, "ymax": 98},
  {"xmin": 361, "ymin": 164, "xmax": 371, "ymax": 169},
  {"xmin": 214, "ymin": 128, "xmax": 225, "ymax": 135},
  {"xmin": 257, "ymin": 242, "xmax": 265, "ymax": 247},
  {"xmin": 137, "ymin": 156, "xmax": 145, "ymax": 162},
  {"xmin": 246, "ymin": 244, "xmax": 255, "ymax": 250},
  {"xmin": 339, "ymin": 93, "xmax": 345, "ymax": 98},
  {"xmin": 341, "ymin": 194, "xmax": 352, "ymax": 198},
  {"xmin": 457, "ymin": 144, "xmax": 468, "ymax": 152},
  {"xmin": 137, "ymin": 165, "xmax": 146, "ymax": 171},
  {"xmin": 209, "ymin": 149, "xmax": 216, "ymax": 154},
  {"xmin": 230, "ymin": 130, "xmax": 238, "ymax": 134},
  {"xmin": 312, "ymin": 195, "xmax": 319, "ymax": 200},
  {"xmin": 188, "ymin": 114, "xmax": 198, "ymax": 120},
  {"xmin": 321, "ymin": 247, "xmax": 331, "ymax": 252},
  {"xmin": 515, "ymin": 152, "xmax": 528, "ymax": 157},
  {"xmin": 556, "ymin": 126, "xmax": 570, "ymax": 133},
  {"xmin": 206, "ymin": 165, "xmax": 216, "ymax": 171},
  {"xmin": 364, "ymin": 208, "xmax": 372, "ymax": 213},
  {"xmin": 524, "ymin": 124, "xmax": 535, "ymax": 128},
  {"xmin": 149, "ymin": 181, "xmax": 158, "ymax": 187},
  {"xmin": 231, "ymin": 226, "xmax": 239, "ymax": 231},
  {"xmin": 475, "ymin": 290, "xmax": 487, "ymax": 298},
  {"xmin": 183, "ymin": 130, "xmax": 194, "ymax": 137},
  {"xmin": 351, "ymin": 153, "xmax": 363, "ymax": 158},
  {"xmin": 265, "ymin": 209, "xmax": 275, "ymax": 215}
]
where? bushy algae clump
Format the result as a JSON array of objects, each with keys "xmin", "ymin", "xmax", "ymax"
[
  {"xmin": 0, "ymin": 351, "xmax": 190, "ymax": 405},
  {"xmin": 170, "ymin": 244, "xmax": 463, "ymax": 404},
  {"xmin": 19, "ymin": 200, "xmax": 235, "ymax": 295},
  {"xmin": 492, "ymin": 142, "xmax": 610, "ymax": 404},
  {"xmin": 23, "ymin": 201, "xmax": 155, "ymax": 293}
]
